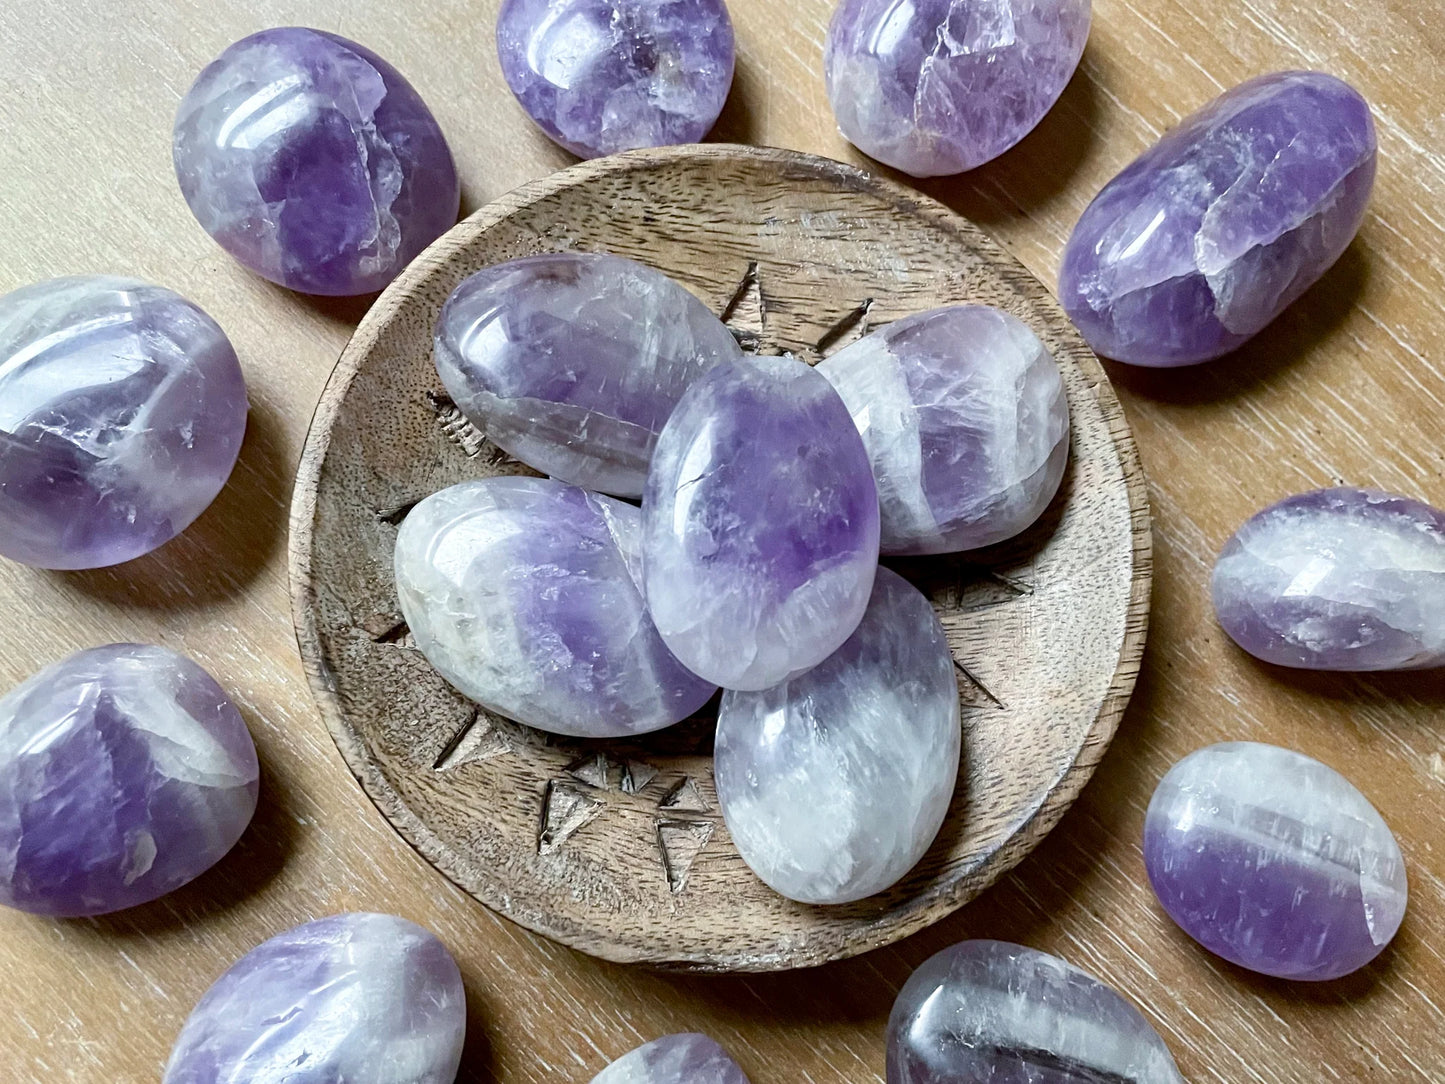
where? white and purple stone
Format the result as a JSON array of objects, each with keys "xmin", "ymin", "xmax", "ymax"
[
  {"xmin": 0, "ymin": 644, "xmax": 258, "ymax": 917},
  {"xmin": 1212, "ymin": 487, "xmax": 1445, "ymax": 671},
  {"xmin": 1144, "ymin": 742, "xmax": 1408, "ymax": 981},
  {"xmin": 888, "ymin": 940, "xmax": 1185, "ymax": 1083},
  {"xmin": 163, "ymin": 913, "xmax": 466, "ymax": 1084},
  {"xmin": 715, "ymin": 568, "xmax": 959, "ymax": 904},
  {"xmin": 641, "ymin": 355, "xmax": 880, "ymax": 691},
  {"xmin": 825, "ymin": 0, "xmax": 1092, "ymax": 177},
  {"xmin": 497, "ymin": 0, "xmax": 736, "ymax": 159},
  {"xmin": 1060, "ymin": 71, "xmax": 1377, "ymax": 367},
  {"xmin": 174, "ymin": 28, "xmax": 460, "ymax": 296},
  {"xmin": 434, "ymin": 252, "xmax": 742, "ymax": 498},
  {"xmin": 0, "ymin": 276, "xmax": 248, "ymax": 570},
  {"xmin": 592, "ymin": 1034, "xmax": 750, "ymax": 1084},
  {"xmin": 395, "ymin": 477, "xmax": 715, "ymax": 738},
  {"xmin": 819, "ymin": 305, "xmax": 1069, "ymax": 555}
]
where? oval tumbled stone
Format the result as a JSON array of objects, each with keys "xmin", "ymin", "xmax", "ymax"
[
  {"xmin": 1060, "ymin": 71, "xmax": 1376, "ymax": 366},
  {"xmin": 715, "ymin": 568, "xmax": 958, "ymax": 903},
  {"xmin": 1144, "ymin": 742, "xmax": 1407, "ymax": 980},
  {"xmin": 434, "ymin": 252, "xmax": 742, "ymax": 498},
  {"xmin": 395, "ymin": 477, "xmax": 715, "ymax": 737},
  {"xmin": 592, "ymin": 1034, "xmax": 750, "ymax": 1084},
  {"xmin": 1212, "ymin": 487, "xmax": 1445, "ymax": 671},
  {"xmin": 642, "ymin": 355, "xmax": 880, "ymax": 691}
]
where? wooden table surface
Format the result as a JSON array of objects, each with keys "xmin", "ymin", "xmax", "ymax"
[{"xmin": 2, "ymin": 0, "xmax": 1443, "ymax": 1080}]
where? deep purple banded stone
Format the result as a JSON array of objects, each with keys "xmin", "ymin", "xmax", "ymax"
[{"xmin": 592, "ymin": 1034, "xmax": 750, "ymax": 1084}]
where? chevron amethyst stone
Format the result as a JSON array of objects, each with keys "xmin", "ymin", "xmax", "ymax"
[{"xmin": 592, "ymin": 1034, "xmax": 750, "ymax": 1084}]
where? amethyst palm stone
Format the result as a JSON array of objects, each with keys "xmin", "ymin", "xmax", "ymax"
[
  {"xmin": 174, "ymin": 28, "xmax": 460, "ymax": 295},
  {"xmin": 0, "ymin": 276, "xmax": 247, "ymax": 570},
  {"xmin": 592, "ymin": 1034, "xmax": 750, "ymax": 1084},
  {"xmin": 0, "ymin": 644, "xmax": 258, "ymax": 917}
]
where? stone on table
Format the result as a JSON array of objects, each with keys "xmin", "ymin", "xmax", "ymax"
[
  {"xmin": 888, "ymin": 940, "xmax": 1185, "ymax": 1084},
  {"xmin": 0, "ymin": 644, "xmax": 258, "ymax": 917},
  {"xmin": 1212, "ymin": 487, "xmax": 1445, "ymax": 671},
  {"xmin": 641, "ymin": 354, "xmax": 880, "ymax": 691},
  {"xmin": 0, "ymin": 276, "xmax": 248, "ymax": 570},
  {"xmin": 819, "ymin": 305, "xmax": 1069, "ymax": 555},
  {"xmin": 825, "ymin": 0, "xmax": 1092, "ymax": 177},
  {"xmin": 1060, "ymin": 71, "xmax": 1376, "ymax": 366},
  {"xmin": 435, "ymin": 252, "xmax": 743, "ymax": 498},
  {"xmin": 715, "ymin": 568, "xmax": 959, "ymax": 904},
  {"xmin": 163, "ymin": 913, "xmax": 465, "ymax": 1084},
  {"xmin": 174, "ymin": 27, "xmax": 460, "ymax": 296},
  {"xmin": 592, "ymin": 1034, "xmax": 750, "ymax": 1084},
  {"xmin": 497, "ymin": 0, "xmax": 736, "ymax": 159},
  {"xmin": 395, "ymin": 477, "xmax": 716, "ymax": 737},
  {"xmin": 1144, "ymin": 742, "xmax": 1407, "ymax": 981}
]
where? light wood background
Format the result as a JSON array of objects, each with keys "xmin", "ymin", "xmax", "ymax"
[{"xmin": 1, "ymin": 0, "xmax": 1442, "ymax": 1080}]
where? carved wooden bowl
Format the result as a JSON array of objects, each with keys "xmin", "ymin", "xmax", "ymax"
[{"xmin": 289, "ymin": 144, "xmax": 1151, "ymax": 972}]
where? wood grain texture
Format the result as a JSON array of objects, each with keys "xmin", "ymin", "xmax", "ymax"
[{"xmin": 1, "ymin": 0, "xmax": 1443, "ymax": 1079}]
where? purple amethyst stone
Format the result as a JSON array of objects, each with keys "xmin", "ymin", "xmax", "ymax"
[
  {"xmin": 174, "ymin": 28, "xmax": 460, "ymax": 295},
  {"xmin": 0, "ymin": 644, "xmax": 258, "ymax": 917},
  {"xmin": 592, "ymin": 1034, "xmax": 750, "ymax": 1084},
  {"xmin": 497, "ymin": 0, "xmax": 736, "ymax": 159},
  {"xmin": 0, "ymin": 276, "xmax": 247, "ymax": 570},
  {"xmin": 1144, "ymin": 742, "xmax": 1407, "ymax": 981},
  {"xmin": 1060, "ymin": 71, "xmax": 1377, "ymax": 366}
]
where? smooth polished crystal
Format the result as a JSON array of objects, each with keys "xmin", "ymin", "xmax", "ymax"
[
  {"xmin": 1060, "ymin": 71, "xmax": 1376, "ymax": 366},
  {"xmin": 0, "ymin": 644, "xmax": 258, "ymax": 917},
  {"xmin": 435, "ymin": 252, "xmax": 742, "ymax": 497},
  {"xmin": 820, "ymin": 306, "xmax": 1069, "ymax": 555},
  {"xmin": 1144, "ymin": 742, "xmax": 1408, "ymax": 981},
  {"xmin": 642, "ymin": 355, "xmax": 880, "ymax": 691},
  {"xmin": 1212, "ymin": 487, "xmax": 1445, "ymax": 670},
  {"xmin": 0, "ymin": 276, "xmax": 247, "ymax": 570},
  {"xmin": 395, "ymin": 477, "xmax": 715, "ymax": 737},
  {"xmin": 593, "ymin": 1034, "xmax": 750, "ymax": 1084},
  {"xmin": 888, "ymin": 940, "xmax": 1184, "ymax": 1084},
  {"xmin": 497, "ymin": 0, "xmax": 736, "ymax": 159},
  {"xmin": 715, "ymin": 568, "xmax": 959, "ymax": 904},
  {"xmin": 174, "ymin": 28, "xmax": 460, "ymax": 295},
  {"xmin": 163, "ymin": 913, "xmax": 465, "ymax": 1084},
  {"xmin": 825, "ymin": 0, "xmax": 1091, "ymax": 177}
]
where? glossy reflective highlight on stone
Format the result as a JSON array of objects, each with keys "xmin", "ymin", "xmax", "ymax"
[
  {"xmin": 0, "ymin": 644, "xmax": 258, "ymax": 917},
  {"xmin": 435, "ymin": 252, "xmax": 742, "ymax": 497},
  {"xmin": 1061, "ymin": 71, "xmax": 1376, "ymax": 366},
  {"xmin": 592, "ymin": 1034, "xmax": 750, "ymax": 1084},
  {"xmin": 1144, "ymin": 742, "xmax": 1407, "ymax": 981}
]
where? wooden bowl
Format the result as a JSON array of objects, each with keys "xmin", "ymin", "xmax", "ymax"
[{"xmin": 289, "ymin": 144, "xmax": 1151, "ymax": 972}]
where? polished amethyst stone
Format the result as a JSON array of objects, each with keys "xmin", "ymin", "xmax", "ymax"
[
  {"xmin": 825, "ymin": 0, "xmax": 1092, "ymax": 177},
  {"xmin": 0, "ymin": 276, "xmax": 247, "ymax": 570},
  {"xmin": 820, "ymin": 305, "xmax": 1069, "ymax": 555},
  {"xmin": 1145, "ymin": 742, "xmax": 1408, "ymax": 981},
  {"xmin": 395, "ymin": 477, "xmax": 715, "ymax": 737},
  {"xmin": 593, "ymin": 1034, "xmax": 750, "ymax": 1084},
  {"xmin": 1060, "ymin": 71, "xmax": 1376, "ymax": 366},
  {"xmin": 497, "ymin": 0, "xmax": 736, "ymax": 159},
  {"xmin": 889, "ymin": 940, "xmax": 1184, "ymax": 1083},
  {"xmin": 1213, "ymin": 487, "xmax": 1445, "ymax": 671},
  {"xmin": 0, "ymin": 644, "xmax": 258, "ymax": 917},
  {"xmin": 642, "ymin": 355, "xmax": 880, "ymax": 691},
  {"xmin": 164, "ymin": 913, "xmax": 466, "ymax": 1084},
  {"xmin": 435, "ymin": 252, "xmax": 742, "ymax": 497},
  {"xmin": 174, "ymin": 28, "xmax": 460, "ymax": 295}
]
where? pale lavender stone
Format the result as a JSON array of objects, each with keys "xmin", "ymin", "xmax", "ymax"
[
  {"xmin": 497, "ymin": 0, "xmax": 736, "ymax": 159},
  {"xmin": 889, "ymin": 940, "xmax": 1184, "ymax": 1084},
  {"xmin": 1144, "ymin": 742, "xmax": 1408, "ymax": 981},
  {"xmin": 641, "ymin": 355, "xmax": 880, "ymax": 691},
  {"xmin": 174, "ymin": 28, "xmax": 460, "ymax": 296},
  {"xmin": 0, "ymin": 276, "xmax": 247, "ymax": 570},
  {"xmin": 0, "ymin": 644, "xmax": 258, "ymax": 917},
  {"xmin": 825, "ymin": 0, "xmax": 1092, "ymax": 177},
  {"xmin": 1060, "ymin": 71, "xmax": 1376, "ymax": 366},
  {"xmin": 820, "ymin": 305, "xmax": 1069, "ymax": 555},
  {"xmin": 1212, "ymin": 487, "xmax": 1445, "ymax": 671},
  {"xmin": 163, "ymin": 913, "xmax": 466, "ymax": 1084},
  {"xmin": 715, "ymin": 568, "xmax": 959, "ymax": 904},
  {"xmin": 395, "ymin": 477, "xmax": 715, "ymax": 737},
  {"xmin": 592, "ymin": 1034, "xmax": 750, "ymax": 1084},
  {"xmin": 435, "ymin": 252, "xmax": 742, "ymax": 498}
]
